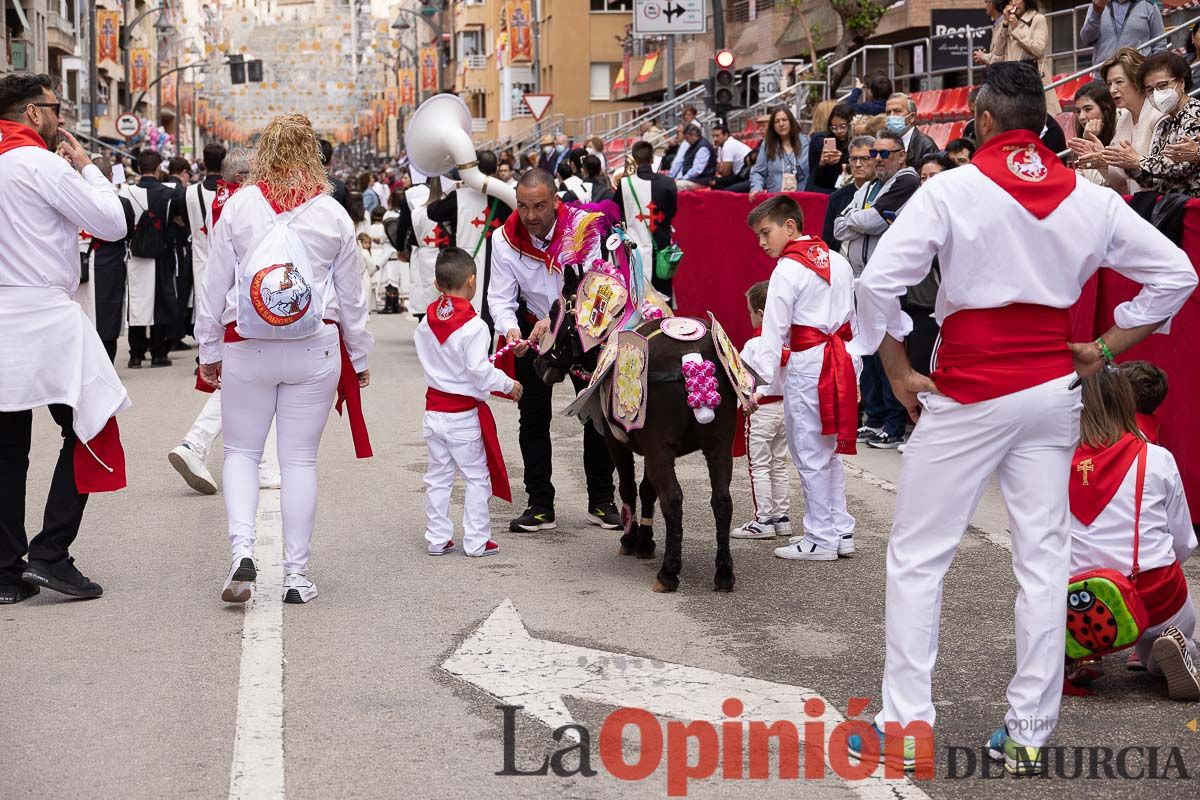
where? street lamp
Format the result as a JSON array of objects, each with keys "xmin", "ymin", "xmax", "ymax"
[
  {"xmin": 391, "ymin": 3, "xmax": 445, "ymax": 94},
  {"xmin": 154, "ymin": 14, "xmax": 174, "ymax": 128}
]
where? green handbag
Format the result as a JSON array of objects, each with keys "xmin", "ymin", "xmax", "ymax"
[{"xmin": 626, "ymin": 176, "xmax": 684, "ymax": 280}]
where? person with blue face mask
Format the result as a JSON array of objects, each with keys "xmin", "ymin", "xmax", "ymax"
[{"xmin": 884, "ymin": 93, "xmax": 939, "ymax": 165}]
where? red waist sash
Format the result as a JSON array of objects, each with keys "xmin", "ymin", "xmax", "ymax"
[
  {"xmin": 1137, "ymin": 561, "xmax": 1189, "ymax": 627},
  {"xmin": 425, "ymin": 387, "xmax": 511, "ymax": 502},
  {"xmin": 198, "ymin": 322, "xmax": 373, "ymax": 459},
  {"xmin": 932, "ymin": 304, "xmax": 1073, "ymax": 404},
  {"xmin": 74, "ymin": 418, "xmax": 127, "ymax": 493},
  {"xmin": 790, "ymin": 322, "xmax": 857, "ymax": 455}
]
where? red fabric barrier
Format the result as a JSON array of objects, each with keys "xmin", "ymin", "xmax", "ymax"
[{"xmin": 670, "ymin": 190, "xmax": 1200, "ymax": 520}]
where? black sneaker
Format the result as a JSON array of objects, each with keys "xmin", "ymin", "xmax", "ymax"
[
  {"xmin": 867, "ymin": 431, "xmax": 904, "ymax": 450},
  {"xmin": 127, "ymin": 356, "xmax": 144, "ymax": 369},
  {"xmin": 510, "ymin": 507, "xmax": 557, "ymax": 532},
  {"xmin": 587, "ymin": 501, "xmax": 621, "ymax": 530},
  {"xmin": 150, "ymin": 356, "xmax": 173, "ymax": 368},
  {"xmin": 22, "ymin": 557, "xmax": 103, "ymax": 599},
  {"xmin": 0, "ymin": 582, "xmax": 40, "ymax": 604}
]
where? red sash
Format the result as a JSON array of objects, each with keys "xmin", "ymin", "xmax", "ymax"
[
  {"xmin": 971, "ymin": 129, "xmax": 1076, "ymax": 219},
  {"xmin": 932, "ymin": 304, "xmax": 1073, "ymax": 404},
  {"xmin": 0, "ymin": 120, "xmax": 48, "ymax": 155},
  {"xmin": 1136, "ymin": 412, "xmax": 1160, "ymax": 444},
  {"xmin": 74, "ymin": 417, "xmax": 127, "ymax": 493},
  {"xmin": 790, "ymin": 322, "xmax": 857, "ymax": 455},
  {"xmin": 1070, "ymin": 433, "xmax": 1146, "ymax": 527},
  {"xmin": 425, "ymin": 387, "xmax": 512, "ymax": 502},
  {"xmin": 206, "ymin": 321, "xmax": 373, "ymax": 458}
]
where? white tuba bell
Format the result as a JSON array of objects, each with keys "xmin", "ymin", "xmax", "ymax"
[{"xmin": 404, "ymin": 94, "xmax": 517, "ymax": 209}]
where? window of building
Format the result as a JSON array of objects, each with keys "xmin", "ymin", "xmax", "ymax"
[
  {"xmin": 590, "ymin": 0, "xmax": 634, "ymax": 11},
  {"xmin": 590, "ymin": 63, "xmax": 615, "ymax": 101},
  {"xmin": 457, "ymin": 28, "xmax": 484, "ymax": 62}
]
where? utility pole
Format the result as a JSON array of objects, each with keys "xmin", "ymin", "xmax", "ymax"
[
  {"xmin": 88, "ymin": 1, "xmax": 99, "ymax": 135},
  {"xmin": 713, "ymin": 0, "xmax": 725, "ymax": 51},
  {"xmin": 665, "ymin": 36, "xmax": 675, "ymax": 102}
]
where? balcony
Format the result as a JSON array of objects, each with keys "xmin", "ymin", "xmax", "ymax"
[
  {"xmin": 471, "ymin": 117, "xmax": 488, "ymax": 133},
  {"xmin": 47, "ymin": 13, "xmax": 77, "ymax": 55},
  {"xmin": 463, "ymin": 54, "xmax": 488, "ymax": 70},
  {"xmin": 455, "ymin": 1, "xmax": 487, "ymax": 29}
]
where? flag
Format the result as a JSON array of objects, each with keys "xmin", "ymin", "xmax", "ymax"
[
  {"xmin": 130, "ymin": 49, "xmax": 150, "ymax": 93},
  {"xmin": 386, "ymin": 86, "xmax": 398, "ymax": 116},
  {"xmin": 419, "ymin": 46, "xmax": 439, "ymax": 92},
  {"xmin": 162, "ymin": 73, "xmax": 177, "ymax": 107},
  {"xmin": 612, "ymin": 66, "xmax": 628, "ymax": 94},
  {"xmin": 636, "ymin": 52, "xmax": 660, "ymax": 84},
  {"xmin": 98, "ymin": 10, "xmax": 120, "ymax": 63},
  {"xmin": 506, "ymin": 0, "xmax": 533, "ymax": 63},
  {"xmin": 400, "ymin": 69, "xmax": 416, "ymax": 106}
]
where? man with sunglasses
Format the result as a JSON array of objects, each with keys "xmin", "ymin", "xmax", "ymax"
[
  {"xmin": 0, "ymin": 73, "xmax": 131, "ymax": 604},
  {"xmin": 833, "ymin": 129, "xmax": 919, "ymax": 451}
]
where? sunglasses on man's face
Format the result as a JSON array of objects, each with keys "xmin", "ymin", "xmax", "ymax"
[
  {"xmin": 29, "ymin": 102, "xmax": 61, "ymax": 117},
  {"xmin": 869, "ymin": 148, "xmax": 899, "ymax": 159}
]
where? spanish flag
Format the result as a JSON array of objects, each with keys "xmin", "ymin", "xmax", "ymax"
[
  {"xmin": 636, "ymin": 52, "xmax": 660, "ymax": 84},
  {"xmin": 612, "ymin": 66, "xmax": 628, "ymax": 94}
]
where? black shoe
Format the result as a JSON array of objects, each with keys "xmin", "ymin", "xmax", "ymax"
[
  {"xmin": 510, "ymin": 507, "xmax": 557, "ymax": 532},
  {"xmin": 150, "ymin": 356, "xmax": 173, "ymax": 368},
  {"xmin": 587, "ymin": 501, "xmax": 622, "ymax": 530},
  {"xmin": 867, "ymin": 431, "xmax": 904, "ymax": 450},
  {"xmin": 0, "ymin": 582, "xmax": 40, "ymax": 604},
  {"xmin": 169, "ymin": 341, "xmax": 193, "ymax": 352},
  {"xmin": 127, "ymin": 356, "xmax": 144, "ymax": 369},
  {"xmin": 22, "ymin": 557, "xmax": 103, "ymax": 599}
]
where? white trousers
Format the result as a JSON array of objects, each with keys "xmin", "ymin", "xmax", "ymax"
[
  {"xmin": 184, "ymin": 391, "xmax": 223, "ymax": 460},
  {"xmin": 1136, "ymin": 588, "xmax": 1198, "ymax": 676},
  {"xmin": 220, "ymin": 325, "xmax": 340, "ymax": 574},
  {"xmin": 746, "ymin": 402, "xmax": 790, "ymax": 521},
  {"xmin": 783, "ymin": 370, "xmax": 855, "ymax": 550},
  {"xmin": 423, "ymin": 409, "xmax": 493, "ymax": 556},
  {"xmin": 876, "ymin": 374, "xmax": 1081, "ymax": 748}
]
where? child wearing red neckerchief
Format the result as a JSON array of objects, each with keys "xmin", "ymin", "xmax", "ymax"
[
  {"xmin": 1120, "ymin": 360, "xmax": 1168, "ymax": 445},
  {"xmin": 748, "ymin": 196, "xmax": 859, "ymax": 562},
  {"xmin": 731, "ymin": 280, "xmax": 791, "ymax": 542},
  {"xmin": 414, "ymin": 248, "xmax": 523, "ymax": 558}
]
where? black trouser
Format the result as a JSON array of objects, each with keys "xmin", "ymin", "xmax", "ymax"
[
  {"xmin": 128, "ymin": 325, "xmax": 169, "ymax": 360},
  {"xmin": 902, "ymin": 303, "xmax": 940, "ymax": 378},
  {"xmin": 514, "ymin": 315, "xmax": 614, "ymax": 511},
  {"xmin": 0, "ymin": 405, "xmax": 88, "ymax": 587},
  {"xmin": 101, "ymin": 340, "xmax": 117, "ymax": 363}
]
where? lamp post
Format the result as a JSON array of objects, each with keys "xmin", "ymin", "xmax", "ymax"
[
  {"xmin": 154, "ymin": 15, "xmax": 173, "ymax": 133},
  {"xmin": 391, "ymin": 2, "xmax": 445, "ymax": 95},
  {"xmin": 121, "ymin": 3, "xmax": 167, "ymax": 111}
]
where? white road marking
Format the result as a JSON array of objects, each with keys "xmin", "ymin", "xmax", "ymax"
[
  {"xmin": 229, "ymin": 430, "xmax": 285, "ymax": 800},
  {"xmin": 444, "ymin": 600, "xmax": 931, "ymax": 799}
]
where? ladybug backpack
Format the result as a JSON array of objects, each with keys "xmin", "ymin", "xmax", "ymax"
[
  {"xmin": 1065, "ymin": 443, "xmax": 1150, "ymax": 659},
  {"xmin": 235, "ymin": 193, "xmax": 330, "ymax": 341}
]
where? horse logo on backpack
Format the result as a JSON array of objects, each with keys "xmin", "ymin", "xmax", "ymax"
[{"xmin": 250, "ymin": 263, "xmax": 313, "ymax": 326}]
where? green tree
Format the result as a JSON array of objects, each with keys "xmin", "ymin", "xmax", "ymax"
[{"xmin": 826, "ymin": 0, "xmax": 894, "ymax": 91}]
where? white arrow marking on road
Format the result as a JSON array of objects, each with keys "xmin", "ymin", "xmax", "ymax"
[{"xmin": 443, "ymin": 600, "xmax": 931, "ymax": 799}]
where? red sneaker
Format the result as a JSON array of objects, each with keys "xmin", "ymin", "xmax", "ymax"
[
  {"xmin": 427, "ymin": 541, "xmax": 456, "ymax": 556},
  {"xmin": 467, "ymin": 540, "xmax": 500, "ymax": 558}
]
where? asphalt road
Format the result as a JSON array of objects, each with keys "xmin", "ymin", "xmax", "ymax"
[{"xmin": 3, "ymin": 313, "xmax": 1197, "ymax": 799}]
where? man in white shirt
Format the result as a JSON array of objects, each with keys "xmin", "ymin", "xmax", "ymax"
[
  {"xmin": 712, "ymin": 124, "xmax": 752, "ymax": 176},
  {"xmin": 0, "ymin": 73, "xmax": 130, "ymax": 604},
  {"xmin": 845, "ymin": 63, "xmax": 1197, "ymax": 775}
]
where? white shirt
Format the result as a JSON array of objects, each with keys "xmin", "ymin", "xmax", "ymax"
[
  {"xmin": 488, "ymin": 222, "xmax": 569, "ymax": 335},
  {"xmin": 719, "ymin": 136, "xmax": 753, "ymax": 175},
  {"xmin": 851, "ymin": 165, "xmax": 1198, "ymax": 356},
  {"xmin": 758, "ymin": 242, "xmax": 857, "ymax": 385},
  {"xmin": 186, "ymin": 180, "xmax": 217, "ymax": 272},
  {"xmin": 414, "ymin": 314, "xmax": 514, "ymax": 401},
  {"xmin": 0, "ymin": 146, "xmax": 127, "ymax": 292},
  {"xmin": 1069, "ymin": 444, "xmax": 1196, "ymax": 575},
  {"xmin": 740, "ymin": 335, "xmax": 783, "ymax": 397},
  {"xmin": 195, "ymin": 186, "xmax": 374, "ymax": 371}
]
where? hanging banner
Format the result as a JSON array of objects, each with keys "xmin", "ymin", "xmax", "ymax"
[
  {"xmin": 386, "ymin": 86, "xmax": 398, "ymax": 115},
  {"xmin": 400, "ymin": 69, "xmax": 416, "ymax": 106},
  {"xmin": 98, "ymin": 10, "xmax": 120, "ymax": 63},
  {"xmin": 419, "ymin": 46, "xmax": 439, "ymax": 92},
  {"xmin": 162, "ymin": 73, "xmax": 177, "ymax": 107},
  {"xmin": 197, "ymin": 98, "xmax": 209, "ymax": 127},
  {"xmin": 507, "ymin": 0, "xmax": 533, "ymax": 63},
  {"xmin": 130, "ymin": 49, "xmax": 151, "ymax": 93}
]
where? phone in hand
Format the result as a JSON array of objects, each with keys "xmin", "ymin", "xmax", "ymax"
[{"xmin": 823, "ymin": 136, "xmax": 837, "ymax": 152}]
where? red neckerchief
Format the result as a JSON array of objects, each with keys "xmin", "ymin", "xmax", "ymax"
[
  {"xmin": 971, "ymin": 129, "xmax": 1075, "ymax": 220},
  {"xmin": 1136, "ymin": 412, "xmax": 1160, "ymax": 445},
  {"xmin": 211, "ymin": 179, "xmax": 241, "ymax": 226},
  {"xmin": 500, "ymin": 202, "xmax": 606, "ymax": 274},
  {"xmin": 1070, "ymin": 433, "xmax": 1146, "ymax": 526},
  {"xmin": 425, "ymin": 295, "xmax": 476, "ymax": 344},
  {"xmin": 501, "ymin": 204, "xmax": 566, "ymax": 271},
  {"xmin": 0, "ymin": 120, "xmax": 48, "ymax": 155},
  {"xmin": 781, "ymin": 237, "xmax": 832, "ymax": 283},
  {"xmin": 256, "ymin": 181, "xmax": 322, "ymax": 214},
  {"xmin": 751, "ymin": 326, "xmax": 762, "ymax": 337}
]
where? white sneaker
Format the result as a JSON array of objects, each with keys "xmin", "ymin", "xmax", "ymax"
[
  {"xmin": 258, "ymin": 464, "xmax": 281, "ymax": 490},
  {"xmin": 838, "ymin": 533, "xmax": 856, "ymax": 557},
  {"xmin": 856, "ymin": 425, "xmax": 882, "ymax": 443},
  {"xmin": 427, "ymin": 540, "xmax": 456, "ymax": 556},
  {"xmin": 221, "ymin": 556, "xmax": 257, "ymax": 603},
  {"xmin": 731, "ymin": 519, "xmax": 776, "ymax": 539},
  {"xmin": 283, "ymin": 573, "xmax": 318, "ymax": 604},
  {"xmin": 897, "ymin": 442, "xmax": 906, "ymax": 454},
  {"xmin": 774, "ymin": 538, "xmax": 838, "ymax": 561},
  {"xmin": 169, "ymin": 444, "xmax": 218, "ymax": 495},
  {"xmin": 466, "ymin": 540, "xmax": 500, "ymax": 557},
  {"xmin": 771, "ymin": 516, "xmax": 792, "ymax": 537}
]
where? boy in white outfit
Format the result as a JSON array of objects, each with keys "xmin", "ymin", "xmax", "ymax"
[
  {"xmin": 732, "ymin": 280, "xmax": 792, "ymax": 540},
  {"xmin": 748, "ymin": 196, "xmax": 858, "ymax": 561},
  {"xmin": 414, "ymin": 248, "xmax": 523, "ymax": 557}
]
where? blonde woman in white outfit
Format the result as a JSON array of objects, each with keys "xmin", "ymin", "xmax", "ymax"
[{"xmin": 196, "ymin": 114, "xmax": 373, "ymax": 605}]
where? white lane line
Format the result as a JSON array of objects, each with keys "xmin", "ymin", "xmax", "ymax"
[
  {"xmin": 842, "ymin": 459, "xmax": 1014, "ymax": 552},
  {"xmin": 229, "ymin": 429, "xmax": 285, "ymax": 800}
]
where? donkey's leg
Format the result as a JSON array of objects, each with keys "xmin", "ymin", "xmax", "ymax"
[
  {"xmin": 645, "ymin": 451, "xmax": 683, "ymax": 593},
  {"xmin": 635, "ymin": 466, "xmax": 658, "ymax": 559},
  {"xmin": 704, "ymin": 438, "xmax": 736, "ymax": 592},
  {"xmin": 607, "ymin": 437, "xmax": 640, "ymax": 556}
]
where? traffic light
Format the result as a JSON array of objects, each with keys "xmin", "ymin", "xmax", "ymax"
[
  {"xmin": 229, "ymin": 54, "xmax": 246, "ymax": 85},
  {"xmin": 247, "ymin": 59, "xmax": 263, "ymax": 83},
  {"xmin": 706, "ymin": 50, "xmax": 741, "ymax": 120}
]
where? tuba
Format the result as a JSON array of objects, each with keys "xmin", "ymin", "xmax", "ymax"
[{"xmin": 404, "ymin": 94, "xmax": 517, "ymax": 209}]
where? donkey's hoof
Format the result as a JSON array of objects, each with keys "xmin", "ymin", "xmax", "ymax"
[
  {"xmin": 635, "ymin": 546, "xmax": 656, "ymax": 560},
  {"xmin": 652, "ymin": 580, "xmax": 677, "ymax": 593},
  {"xmin": 619, "ymin": 544, "xmax": 636, "ymax": 556},
  {"xmin": 714, "ymin": 575, "xmax": 736, "ymax": 593}
]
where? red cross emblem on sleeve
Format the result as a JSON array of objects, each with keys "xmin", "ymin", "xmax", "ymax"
[
  {"xmin": 636, "ymin": 202, "xmax": 665, "ymax": 233},
  {"xmin": 423, "ymin": 225, "xmax": 451, "ymax": 248}
]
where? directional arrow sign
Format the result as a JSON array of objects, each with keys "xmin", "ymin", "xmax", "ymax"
[
  {"xmin": 522, "ymin": 93, "xmax": 553, "ymax": 122},
  {"xmin": 443, "ymin": 600, "xmax": 929, "ymax": 799},
  {"xmin": 634, "ymin": 0, "xmax": 706, "ymax": 35}
]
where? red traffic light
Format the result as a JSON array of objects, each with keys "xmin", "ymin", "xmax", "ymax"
[{"xmin": 715, "ymin": 50, "xmax": 735, "ymax": 69}]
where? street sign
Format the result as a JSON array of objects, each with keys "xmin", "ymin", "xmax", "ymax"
[
  {"xmin": 757, "ymin": 63, "xmax": 783, "ymax": 97},
  {"xmin": 522, "ymin": 93, "xmax": 552, "ymax": 122},
  {"xmin": 633, "ymin": 0, "xmax": 706, "ymax": 35},
  {"xmin": 115, "ymin": 113, "xmax": 142, "ymax": 140}
]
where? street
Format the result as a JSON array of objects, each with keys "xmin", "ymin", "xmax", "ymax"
[{"xmin": 3, "ymin": 312, "xmax": 1198, "ymax": 799}]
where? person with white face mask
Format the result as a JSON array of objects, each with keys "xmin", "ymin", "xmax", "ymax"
[
  {"xmin": 1109, "ymin": 52, "xmax": 1200, "ymax": 197},
  {"xmin": 884, "ymin": 93, "xmax": 938, "ymax": 165}
]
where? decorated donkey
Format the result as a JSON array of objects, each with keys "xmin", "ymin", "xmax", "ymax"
[{"xmin": 535, "ymin": 219, "xmax": 756, "ymax": 593}]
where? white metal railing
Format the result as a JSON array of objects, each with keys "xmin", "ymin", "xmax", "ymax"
[
  {"xmin": 47, "ymin": 12, "xmax": 75, "ymax": 35},
  {"xmin": 463, "ymin": 54, "xmax": 487, "ymax": 70}
]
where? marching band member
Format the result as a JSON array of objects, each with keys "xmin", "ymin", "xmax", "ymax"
[
  {"xmin": 196, "ymin": 114, "xmax": 373, "ymax": 606},
  {"xmin": 847, "ymin": 63, "xmax": 1197, "ymax": 774},
  {"xmin": 405, "ymin": 173, "xmax": 442, "ymax": 321},
  {"xmin": 416, "ymin": 248, "xmax": 521, "ymax": 557},
  {"xmin": 748, "ymin": 196, "xmax": 858, "ymax": 562}
]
